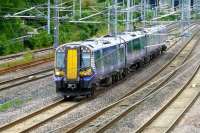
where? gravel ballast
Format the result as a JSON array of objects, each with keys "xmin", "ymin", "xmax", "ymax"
[
  {"xmin": 0, "ymin": 26, "xmax": 198, "ymax": 132},
  {"xmin": 31, "ymin": 28, "xmax": 199, "ymax": 132}
]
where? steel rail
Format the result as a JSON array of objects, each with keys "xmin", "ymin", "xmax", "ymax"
[
  {"xmin": 135, "ymin": 62, "xmax": 200, "ymax": 133},
  {"xmin": 0, "ymin": 68, "xmax": 53, "ymax": 92},
  {"xmin": 94, "ymin": 30, "xmax": 200, "ymax": 133},
  {"xmin": 50, "ymin": 24, "xmax": 200, "ymax": 133},
  {"xmin": 13, "ymin": 24, "xmax": 198, "ymax": 133},
  {"xmin": 0, "ymin": 47, "xmax": 53, "ymax": 61},
  {"xmin": 0, "ymin": 98, "xmax": 89, "ymax": 133},
  {"xmin": 97, "ymin": 56, "xmax": 200, "ymax": 133},
  {"xmin": 0, "ymin": 23, "xmax": 194, "ymax": 133},
  {"xmin": 0, "ymin": 57, "xmax": 54, "ymax": 75},
  {"xmin": 0, "ymin": 99, "xmax": 64, "ymax": 131},
  {"xmin": 0, "ymin": 68, "xmax": 52, "ymax": 85}
]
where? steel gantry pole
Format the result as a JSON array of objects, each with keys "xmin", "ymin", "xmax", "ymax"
[
  {"xmin": 114, "ymin": 0, "xmax": 118, "ymax": 36},
  {"xmin": 126, "ymin": 0, "xmax": 130, "ymax": 31},
  {"xmin": 181, "ymin": 0, "xmax": 191, "ymax": 36},
  {"xmin": 73, "ymin": 0, "xmax": 76, "ymax": 19},
  {"xmin": 47, "ymin": 0, "xmax": 50, "ymax": 34},
  {"xmin": 154, "ymin": 0, "xmax": 158, "ymax": 25},
  {"xmin": 126, "ymin": 0, "xmax": 131, "ymax": 32},
  {"xmin": 171, "ymin": 0, "xmax": 174, "ymax": 11},
  {"xmin": 80, "ymin": 0, "xmax": 82, "ymax": 18},
  {"xmin": 54, "ymin": 0, "xmax": 59, "ymax": 49},
  {"xmin": 194, "ymin": 0, "xmax": 200, "ymax": 13},
  {"xmin": 141, "ymin": 0, "xmax": 146, "ymax": 27},
  {"xmin": 108, "ymin": 1, "xmax": 111, "ymax": 34},
  {"xmin": 110, "ymin": 0, "xmax": 118, "ymax": 36},
  {"xmin": 131, "ymin": 0, "xmax": 134, "ymax": 32}
]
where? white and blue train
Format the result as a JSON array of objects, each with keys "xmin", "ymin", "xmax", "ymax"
[{"xmin": 53, "ymin": 25, "xmax": 167, "ymax": 98}]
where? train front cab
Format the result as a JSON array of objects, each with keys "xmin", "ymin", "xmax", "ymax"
[{"xmin": 54, "ymin": 45, "xmax": 96, "ymax": 98}]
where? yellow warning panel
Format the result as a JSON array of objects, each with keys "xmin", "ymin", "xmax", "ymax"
[{"xmin": 66, "ymin": 49, "xmax": 78, "ymax": 80}]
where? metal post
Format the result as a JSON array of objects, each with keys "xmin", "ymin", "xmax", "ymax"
[
  {"xmin": 126, "ymin": 0, "xmax": 131, "ymax": 31},
  {"xmin": 114, "ymin": 0, "xmax": 118, "ymax": 36},
  {"xmin": 108, "ymin": 1, "xmax": 111, "ymax": 34},
  {"xmin": 153, "ymin": 7, "xmax": 158, "ymax": 25},
  {"xmin": 155, "ymin": 0, "xmax": 158, "ymax": 25},
  {"xmin": 73, "ymin": 0, "xmax": 76, "ymax": 19},
  {"xmin": 194, "ymin": 0, "xmax": 200, "ymax": 13},
  {"xmin": 123, "ymin": 0, "xmax": 125, "ymax": 30},
  {"xmin": 80, "ymin": 0, "xmax": 82, "ymax": 18},
  {"xmin": 110, "ymin": 0, "xmax": 118, "ymax": 36},
  {"xmin": 54, "ymin": 0, "xmax": 59, "ymax": 49},
  {"xmin": 131, "ymin": 0, "xmax": 134, "ymax": 32},
  {"xmin": 141, "ymin": 0, "xmax": 146, "ymax": 27},
  {"xmin": 123, "ymin": 0, "xmax": 125, "ymax": 7},
  {"xmin": 47, "ymin": 0, "xmax": 50, "ymax": 34},
  {"xmin": 171, "ymin": 0, "xmax": 174, "ymax": 11},
  {"xmin": 181, "ymin": 0, "xmax": 191, "ymax": 36}
]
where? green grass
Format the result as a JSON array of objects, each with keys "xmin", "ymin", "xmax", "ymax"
[
  {"xmin": 0, "ymin": 99, "xmax": 23, "ymax": 112},
  {"xmin": 0, "ymin": 97, "xmax": 32, "ymax": 112}
]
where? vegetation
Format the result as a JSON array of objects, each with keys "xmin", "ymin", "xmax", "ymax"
[
  {"xmin": 0, "ymin": 50, "xmax": 54, "ymax": 69},
  {"xmin": 0, "ymin": 0, "xmax": 109, "ymax": 56},
  {"xmin": 0, "ymin": 0, "xmax": 180, "ymax": 56},
  {"xmin": 0, "ymin": 97, "xmax": 32, "ymax": 112},
  {"xmin": 0, "ymin": 99, "xmax": 24, "ymax": 112}
]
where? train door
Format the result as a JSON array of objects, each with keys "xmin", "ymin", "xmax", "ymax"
[{"xmin": 66, "ymin": 47, "xmax": 80, "ymax": 81}]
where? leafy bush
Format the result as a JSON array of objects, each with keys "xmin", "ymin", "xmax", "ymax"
[
  {"xmin": 82, "ymin": 0, "xmax": 96, "ymax": 8},
  {"xmin": 27, "ymin": 31, "xmax": 53, "ymax": 49},
  {"xmin": 23, "ymin": 50, "xmax": 33, "ymax": 61},
  {"xmin": 0, "ymin": 0, "xmax": 114, "ymax": 56}
]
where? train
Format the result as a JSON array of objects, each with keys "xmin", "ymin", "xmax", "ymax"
[{"xmin": 53, "ymin": 25, "xmax": 168, "ymax": 99}]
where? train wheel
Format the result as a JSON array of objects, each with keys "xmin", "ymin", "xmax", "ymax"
[
  {"xmin": 56, "ymin": 82, "xmax": 62, "ymax": 92},
  {"xmin": 130, "ymin": 64, "xmax": 137, "ymax": 72},
  {"xmin": 90, "ymin": 86, "xmax": 96, "ymax": 98},
  {"xmin": 115, "ymin": 74, "xmax": 119, "ymax": 82},
  {"xmin": 156, "ymin": 50, "xmax": 160, "ymax": 56},
  {"xmin": 159, "ymin": 50, "xmax": 162, "ymax": 55},
  {"xmin": 122, "ymin": 69, "xmax": 127, "ymax": 78},
  {"xmin": 144, "ymin": 57, "xmax": 150, "ymax": 64},
  {"xmin": 136, "ymin": 62, "xmax": 140, "ymax": 69},
  {"xmin": 112, "ymin": 75, "xmax": 115, "ymax": 84},
  {"xmin": 150, "ymin": 54, "xmax": 153, "ymax": 60},
  {"xmin": 118, "ymin": 72, "xmax": 122, "ymax": 80}
]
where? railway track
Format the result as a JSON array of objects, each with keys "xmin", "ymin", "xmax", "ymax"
[
  {"xmin": 0, "ymin": 24, "xmax": 196, "ymax": 133},
  {"xmin": 49, "ymin": 26, "xmax": 200, "ymax": 133},
  {"xmin": 0, "ymin": 47, "xmax": 53, "ymax": 62},
  {"xmin": 166, "ymin": 24, "xmax": 196, "ymax": 50},
  {"xmin": 0, "ymin": 57, "xmax": 54, "ymax": 75},
  {"xmin": 135, "ymin": 61, "xmax": 200, "ymax": 133},
  {"xmin": 71, "ymin": 58, "xmax": 200, "ymax": 133},
  {"xmin": 0, "ymin": 98, "xmax": 87, "ymax": 133},
  {"xmin": 0, "ymin": 68, "xmax": 53, "ymax": 92}
]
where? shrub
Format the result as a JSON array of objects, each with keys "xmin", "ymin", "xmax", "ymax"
[{"xmin": 82, "ymin": 0, "xmax": 96, "ymax": 8}]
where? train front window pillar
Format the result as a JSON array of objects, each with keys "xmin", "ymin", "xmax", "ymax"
[{"xmin": 81, "ymin": 52, "xmax": 91, "ymax": 68}]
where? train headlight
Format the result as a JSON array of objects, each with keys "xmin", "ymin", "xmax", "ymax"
[
  {"xmin": 55, "ymin": 70, "xmax": 64, "ymax": 77},
  {"xmin": 80, "ymin": 68, "xmax": 93, "ymax": 77}
]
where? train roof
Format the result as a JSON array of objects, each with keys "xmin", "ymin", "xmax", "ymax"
[{"xmin": 56, "ymin": 25, "xmax": 166, "ymax": 52}]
